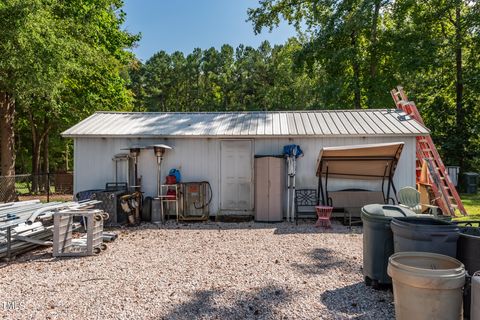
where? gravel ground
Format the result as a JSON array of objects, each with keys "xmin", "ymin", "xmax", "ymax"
[{"xmin": 0, "ymin": 221, "xmax": 394, "ymax": 319}]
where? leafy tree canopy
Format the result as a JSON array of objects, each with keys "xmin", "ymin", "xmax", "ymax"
[{"xmin": 0, "ymin": 0, "xmax": 139, "ymax": 176}]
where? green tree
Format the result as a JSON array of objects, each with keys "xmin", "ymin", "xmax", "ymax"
[
  {"xmin": 143, "ymin": 51, "xmax": 173, "ymax": 111},
  {"xmin": 0, "ymin": 0, "xmax": 138, "ymax": 196},
  {"xmin": 248, "ymin": 0, "xmax": 396, "ymax": 109},
  {"xmin": 387, "ymin": 0, "xmax": 479, "ymax": 170},
  {"xmin": 248, "ymin": 0, "xmax": 480, "ymax": 171},
  {"xmin": 185, "ymin": 48, "xmax": 204, "ymax": 110},
  {"xmin": 133, "ymin": 41, "xmax": 324, "ymax": 112},
  {"xmin": 128, "ymin": 58, "xmax": 147, "ymax": 112}
]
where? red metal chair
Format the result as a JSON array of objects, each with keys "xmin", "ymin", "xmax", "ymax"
[{"xmin": 315, "ymin": 205, "xmax": 333, "ymax": 228}]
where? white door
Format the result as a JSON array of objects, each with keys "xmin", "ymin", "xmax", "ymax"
[{"xmin": 220, "ymin": 140, "xmax": 253, "ymax": 212}]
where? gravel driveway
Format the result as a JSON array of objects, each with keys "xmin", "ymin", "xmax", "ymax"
[{"xmin": 0, "ymin": 221, "xmax": 394, "ymax": 319}]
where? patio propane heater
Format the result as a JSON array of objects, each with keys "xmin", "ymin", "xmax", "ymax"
[
  {"xmin": 148, "ymin": 144, "xmax": 173, "ymax": 225},
  {"xmin": 150, "ymin": 144, "xmax": 173, "ymax": 197},
  {"xmin": 120, "ymin": 145, "xmax": 148, "ymax": 224},
  {"xmin": 121, "ymin": 145, "xmax": 145, "ymax": 192},
  {"xmin": 129, "ymin": 147, "xmax": 141, "ymax": 192}
]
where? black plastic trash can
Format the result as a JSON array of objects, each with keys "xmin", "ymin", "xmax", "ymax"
[
  {"xmin": 391, "ymin": 217, "xmax": 460, "ymax": 258},
  {"xmin": 361, "ymin": 204, "xmax": 417, "ymax": 287},
  {"xmin": 459, "ymin": 172, "xmax": 479, "ymax": 194},
  {"xmin": 457, "ymin": 227, "xmax": 480, "ymax": 319},
  {"xmin": 457, "ymin": 227, "xmax": 480, "ymax": 275}
]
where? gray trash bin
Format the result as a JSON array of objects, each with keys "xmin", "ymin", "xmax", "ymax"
[
  {"xmin": 391, "ymin": 217, "xmax": 460, "ymax": 257},
  {"xmin": 361, "ymin": 204, "xmax": 417, "ymax": 287}
]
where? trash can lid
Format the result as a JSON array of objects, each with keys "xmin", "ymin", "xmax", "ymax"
[
  {"xmin": 459, "ymin": 226, "xmax": 480, "ymax": 238},
  {"xmin": 362, "ymin": 204, "xmax": 417, "ymax": 218}
]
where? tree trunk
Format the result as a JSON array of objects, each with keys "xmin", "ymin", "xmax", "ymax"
[
  {"xmin": 42, "ymin": 124, "xmax": 49, "ymax": 192},
  {"xmin": 369, "ymin": 0, "xmax": 381, "ymax": 80},
  {"xmin": 28, "ymin": 109, "xmax": 41, "ymax": 193},
  {"xmin": 455, "ymin": 0, "xmax": 464, "ymax": 168},
  {"xmin": 351, "ymin": 31, "xmax": 362, "ymax": 109},
  {"xmin": 65, "ymin": 144, "xmax": 69, "ymax": 172},
  {"xmin": 31, "ymin": 136, "xmax": 42, "ymax": 193},
  {"xmin": 29, "ymin": 112, "xmax": 51, "ymax": 194},
  {"xmin": 0, "ymin": 92, "xmax": 16, "ymax": 202},
  {"xmin": 367, "ymin": 0, "xmax": 382, "ymax": 108}
]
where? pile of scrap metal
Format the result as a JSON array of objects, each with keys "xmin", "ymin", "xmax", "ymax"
[
  {"xmin": 0, "ymin": 199, "xmax": 102, "ymax": 260},
  {"xmin": 76, "ymin": 183, "xmax": 143, "ymax": 226},
  {"xmin": 120, "ymin": 191, "xmax": 142, "ymax": 225}
]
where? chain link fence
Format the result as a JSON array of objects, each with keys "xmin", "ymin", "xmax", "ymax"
[{"xmin": 0, "ymin": 173, "xmax": 73, "ymax": 203}]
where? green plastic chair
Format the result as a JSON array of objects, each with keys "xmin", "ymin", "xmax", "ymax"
[{"xmin": 397, "ymin": 187, "xmax": 422, "ymax": 214}]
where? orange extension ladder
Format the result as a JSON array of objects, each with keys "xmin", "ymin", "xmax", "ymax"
[{"xmin": 390, "ymin": 86, "xmax": 467, "ymax": 216}]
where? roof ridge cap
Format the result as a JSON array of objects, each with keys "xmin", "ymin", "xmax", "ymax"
[{"xmin": 93, "ymin": 109, "xmax": 395, "ymax": 115}]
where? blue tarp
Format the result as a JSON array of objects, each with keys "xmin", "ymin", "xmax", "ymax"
[{"xmin": 283, "ymin": 144, "xmax": 304, "ymax": 158}]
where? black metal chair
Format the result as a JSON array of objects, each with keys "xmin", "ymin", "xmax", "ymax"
[{"xmin": 295, "ymin": 189, "xmax": 318, "ymax": 225}]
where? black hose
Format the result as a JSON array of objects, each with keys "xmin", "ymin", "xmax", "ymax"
[{"xmin": 194, "ymin": 181, "xmax": 213, "ymax": 210}]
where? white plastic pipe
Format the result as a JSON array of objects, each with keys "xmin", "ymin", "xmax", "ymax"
[
  {"xmin": 473, "ymin": 272, "xmax": 480, "ymax": 320},
  {"xmin": 286, "ymin": 176, "xmax": 290, "ymax": 222},
  {"xmin": 290, "ymin": 175, "xmax": 295, "ymax": 222}
]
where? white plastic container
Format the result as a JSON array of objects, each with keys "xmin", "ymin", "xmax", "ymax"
[
  {"xmin": 472, "ymin": 271, "xmax": 480, "ymax": 320},
  {"xmin": 388, "ymin": 252, "xmax": 466, "ymax": 320}
]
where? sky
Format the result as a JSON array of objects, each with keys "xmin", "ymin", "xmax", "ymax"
[{"xmin": 122, "ymin": 0, "xmax": 297, "ymax": 62}]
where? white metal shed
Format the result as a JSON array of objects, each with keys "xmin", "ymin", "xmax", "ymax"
[{"xmin": 62, "ymin": 109, "xmax": 429, "ymax": 216}]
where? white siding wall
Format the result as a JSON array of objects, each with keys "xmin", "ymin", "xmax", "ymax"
[
  {"xmin": 74, "ymin": 136, "xmax": 415, "ymax": 215},
  {"xmin": 254, "ymin": 136, "xmax": 415, "ymax": 192}
]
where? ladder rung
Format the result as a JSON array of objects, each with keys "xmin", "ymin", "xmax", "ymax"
[{"xmin": 421, "ymin": 155, "xmax": 433, "ymax": 161}]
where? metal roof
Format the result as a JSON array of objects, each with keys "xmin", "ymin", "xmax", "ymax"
[{"xmin": 62, "ymin": 110, "xmax": 429, "ymax": 138}]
